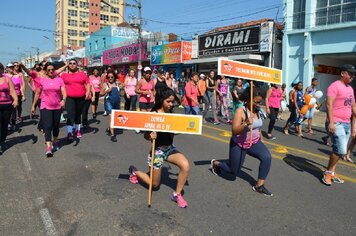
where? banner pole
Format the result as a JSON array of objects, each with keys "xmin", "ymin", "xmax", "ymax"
[
  {"xmin": 148, "ymin": 139, "xmax": 156, "ymax": 208},
  {"xmin": 250, "ymin": 81, "xmax": 254, "ymax": 145}
]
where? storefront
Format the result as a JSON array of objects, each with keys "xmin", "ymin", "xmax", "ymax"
[
  {"xmin": 150, "ymin": 41, "xmax": 194, "ymax": 78},
  {"xmin": 185, "ymin": 19, "xmax": 282, "ymax": 74}
]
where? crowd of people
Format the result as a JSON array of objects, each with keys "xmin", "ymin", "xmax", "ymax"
[{"xmin": 0, "ymin": 59, "xmax": 355, "ymax": 208}]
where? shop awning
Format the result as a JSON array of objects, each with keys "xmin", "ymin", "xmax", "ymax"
[{"xmin": 183, "ymin": 54, "xmax": 264, "ymax": 64}]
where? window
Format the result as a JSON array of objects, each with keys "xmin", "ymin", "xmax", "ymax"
[
  {"xmin": 79, "ymin": 40, "xmax": 85, "ymax": 47},
  {"xmin": 316, "ymin": 0, "xmax": 356, "ymax": 25},
  {"xmin": 100, "ymin": 14, "xmax": 109, "ymax": 21},
  {"xmin": 80, "ymin": 1, "xmax": 89, "ymax": 8},
  {"xmin": 95, "ymin": 40, "xmax": 98, "ymax": 50},
  {"xmin": 292, "ymin": 0, "xmax": 306, "ymax": 29},
  {"xmin": 80, "ymin": 21, "xmax": 89, "ymax": 27},
  {"xmin": 101, "ymin": 5, "xmax": 109, "ymax": 12},
  {"xmin": 68, "ymin": 0, "xmax": 78, "ymax": 7},
  {"xmin": 111, "ymin": 16, "xmax": 119, "ymax": 23},
  {"xmin": 79, "ymin": 31, "xmax": 88, "ymax": 37},
  {"xmin": 89, "ymin": 43, "xmax": 92, "ymax": 52},
  {"xmin": 68, "ymin": 19, "xmax": 78, "ymax": 26},
  {"xmin": 111, "ymin": 7, "xmax": 120, "ymax": 13},
  {"xmin": 80, "ymin": 11, "xmax": 89, "ymax": 18},
  {"xmin": 68, "ymin": 29, "xmax": 78, "ymax": 36},
  {"xmin": 103, "ymin": 38, "xmax": 107, "ymax": 48},
  {"xmin": 111, "ymin": 0, "xmax": 120, "ymax": 4},
  {"xmin": 68, "ymin": 9, "xmax": 77, "ymax": 17},
  {"xmin": 68, "ymin": 39, "xmax": 78, "ymax": 46}
]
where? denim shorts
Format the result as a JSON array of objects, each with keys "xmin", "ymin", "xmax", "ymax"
[
  {"xmin": 104, "ymin": 100, "xmax": 120, "ymax": 114},
  {"xmin": 147, "ymin": 145, "xmax": 179, "ymax": 169},
  {"xmin": 304, "ymin": 108, "xmax": 315, "ymax": 119},
  {"xmin": 331, "ymin": 122, "xmax": 351, "ymax": 156}
]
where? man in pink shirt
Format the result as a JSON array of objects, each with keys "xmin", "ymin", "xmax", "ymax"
[{"xmin": 322, "ymin": 64, "xmax": 356, "ymax": 186}]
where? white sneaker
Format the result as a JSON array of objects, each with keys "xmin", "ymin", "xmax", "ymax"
[{"xmin": 135, "ymin": 129, "xmax": 141, "ymax": 134}]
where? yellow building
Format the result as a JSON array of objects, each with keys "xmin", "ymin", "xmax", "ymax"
[{"xmin": 55, "ymin": 0, "xmax": 125, "ymax": 52}]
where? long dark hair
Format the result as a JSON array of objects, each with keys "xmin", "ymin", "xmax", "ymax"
[
  {"xmin": 239, "ymin": 87, "xmax": 264, "ymax": 103},
  {"xmin": 152, "ymin": 88, "xmax": 175, "ymax": 112}
]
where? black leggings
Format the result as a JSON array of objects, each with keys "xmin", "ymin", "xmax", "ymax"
[
  {"xmin": 65, "ymin": 97, "xmax": 85, "ymax": 126},
  {"xmin": 268, "ymin": 107, "xmax": 279, "ymax": 134},
  {"xmin": 124, "ymin": 95, "xmax": 137, "ymax": 111},
  {"xmin": 82, "ymin": 99, "xmax": 91, "ymax": 125},
  {"xmin": 40, "ymin": 109, "xmax": 61, "ymax": 142},
  {"xmin": 91, "ymin": 92, "xmax": 100, "ymax": 106},
  {"xmin": 0, "ymin": 104, "xmax": 13, "ymax": 142},
  {"xmin": 220, "ymin": 138, "xmax": 272, "ymax": 180},
  {"xmin": 11, "ymin": 95, "xmax": 22, "ymax": 125}
]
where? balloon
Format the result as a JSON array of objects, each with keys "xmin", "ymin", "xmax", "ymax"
[
  {"xmin": 300, "ymin": 105, "xmax": 309, "ymax": 115},
  {"xmin": 315, "ymin": 90, "xmax": 323, "ymax": 99},
  {"xmin": 309, "ymin": 97, "xmax": 316, "ymax": 105}
]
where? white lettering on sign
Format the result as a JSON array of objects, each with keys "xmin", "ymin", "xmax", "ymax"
[
  {"xmin": 111, "ymin": 27, "xmax": 138, "ymax": 38},
  {"xmin": 144, "ymin": 123, "xmax": 155, "ymax": 129},
  {"xmin": 205, "ymin": 30, "xmax": 251, "ymax": 48},
  {"xmin": 151, "ymin": 116, "xmax": 165, "ymax": 123}
]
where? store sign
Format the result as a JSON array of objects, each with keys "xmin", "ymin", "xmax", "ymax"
[
  {"xmin": 260, "ymin": 21, "xmax": 274, "ymax": 53},
  {"xmin": 103, "ymin": 42, "xmax": 147, "ymax": 65},
  {"xmin": 111, "ymin": 27, "xmax": 138, "ymax": 38},
  {"xmin": 150, "ymin": 41, "xmax": 192, "ymax": 65},
  {"xmin": 198, "ymin": 25, "xmax": 260, "ymax": 56},
  {"xmin": 315, "ymin": 64, "xmax": 340, "ymax": 75},
  {"xmin": 218, "ymin": 58, "xmax": 282, "ymax": 84},
  {"xmin": 88, "ymin": 55, "xmax": 102, "ymax": 67},
  {"xmin": 111, "ymin": 110, "xmax": 202, "ymax": 135}
]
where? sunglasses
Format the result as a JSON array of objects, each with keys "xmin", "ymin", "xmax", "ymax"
[
  {"xmin": 69, "ymin": 62, "xmax": 77, "ymax": 65},
  {"xmin": 47, "ymin": 69, "xmax": 54, "ymax": 72},
  {"xmin": 107, "ymin": 76, "xmax": 114, "ymax": 78},
  {"xmin": 254, "ymin": 101, "xmax": 262, "ymax": 104}
]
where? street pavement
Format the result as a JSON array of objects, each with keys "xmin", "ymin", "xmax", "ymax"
[{"xmin": 0, "ymin": 97, "xmax": 355, "ymax": 236}]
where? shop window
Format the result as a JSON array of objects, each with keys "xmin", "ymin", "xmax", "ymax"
[
  {"xmin": 292, "ymin": 0, "xmax": 306, "ymax": 29},
  {"xmin": 316, "ymin": 0, "xmax": 356, "ymax": 26}
]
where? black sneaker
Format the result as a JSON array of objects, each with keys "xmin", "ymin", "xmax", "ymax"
[
  {"xmin": 252, "ymin": 185, "xmax": 273, "ymax": 197},
  {"xmin": 267, "ymin": 135, "xmax": 276, "ymax": 140},
  {"xmin": 110, "ymin": 135, "xmax": 117, "ymax": 142},
  {"xmin": 93, "ymin": 113, "xmax": 97, "ymax": 119},
  {"xmin": 210, "ymin": 159, "xmax": 221, "ymax": 176}
]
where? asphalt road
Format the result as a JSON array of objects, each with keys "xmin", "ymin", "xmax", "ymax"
[{"xmin": 0, "ymin": 97, "xmax": 355, "ymax": 236}]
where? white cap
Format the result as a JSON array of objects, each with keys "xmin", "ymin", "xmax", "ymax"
[
  {"xmin": 143, "ymin": 66, "xmax": 151, "ymax": 72},
  {"xmin": 200, "ymin": 74, "xmax": 205, "ymax": 77},
  {"xmin": 6, "ymin": 63, "xmax": 14, "ymax": 67}
]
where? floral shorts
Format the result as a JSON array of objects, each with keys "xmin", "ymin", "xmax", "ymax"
[{"xmin": 147, "ymin": 145, "xmax": 179, "ymax": 169}]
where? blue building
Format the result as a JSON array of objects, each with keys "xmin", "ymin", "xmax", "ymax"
[
  {"xmin": 283, "ymin": 0, "xmax": 356, "ymax": 97},
  {"xmin": 85, "ymin": 26, "xmax": 139, "ymax": 67}
]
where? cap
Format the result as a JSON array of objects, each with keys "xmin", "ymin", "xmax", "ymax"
[
  {"xmin": 6, "ymin": 63, "xmax": 14, "ymax": 67},
  {"xmin": 143, "ymin": 66, "xmax": 151, "ymax": 72},
  {"xmin": 340, "ymin": 64, "xmax": 356, "ymax": 73},
  {"xmin": 200, "ymin": 74, "xmax": 205, "ymax": 77}
]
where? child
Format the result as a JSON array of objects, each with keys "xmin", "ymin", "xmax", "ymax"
[{"xmin": 128, "ymin": 88, "xmax": 190, "ymax": 208}]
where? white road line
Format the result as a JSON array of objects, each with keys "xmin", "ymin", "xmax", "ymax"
[
  {"xmin": 21, "ymin": 152, "xmax": 32, "ymax": 172},
  {"xmin": 39, "ymin": 208, "xmax": 58, "ymax": 236}
]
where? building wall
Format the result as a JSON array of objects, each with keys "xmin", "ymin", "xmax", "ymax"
[{"xmin": 55, "ymin": 0, "xmax": 125, "ymax": 52}]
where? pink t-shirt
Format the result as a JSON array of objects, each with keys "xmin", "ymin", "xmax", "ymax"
[
  {"xmin": 89, "ymin": 75, "xmax": 101, "ymax": 92},
  {"xmin": 38, "ymin": 77, "xmax": 65, "ymax": 110},
  {"xmin": 139, "ymin": 79, "xmax": 155, "ymax": 103},
  {"xmin": 183, "ymin": 81, "xmax": 199, "ymax": 107},
  {"xmin": 268, "ymin": 87, "xmax": 282, "ymax": 108},
  {"xmin": 8, "ymin": 74, "xmax": 22, "ymax": 96},
  {"xmin": 327, "ymin": 80, "xmax": 355, "ymax": 123},
  {"xmin": 125, "ymin": 76, "xmax": 137, "ymax": 96},
  {"xmin": 61, "ymin": 71, "xmax": 89, "ymax": 97},
  {"xmin": 0, "ymin": 77, "xmax": 13, "ymax": 105}
]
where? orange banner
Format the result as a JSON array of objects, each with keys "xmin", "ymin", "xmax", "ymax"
[
  {"xmin": 218, "ymin": 58, "xmax": 282, "ymax": 84},
  {"xmin": 111, "ymin": 110, "xmax": 202, "ymax": 135}
]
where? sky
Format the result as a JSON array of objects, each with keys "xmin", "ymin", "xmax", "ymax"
[{"xmin": 0, "ymin": 0, "xmax": 283, "ymax": 63}]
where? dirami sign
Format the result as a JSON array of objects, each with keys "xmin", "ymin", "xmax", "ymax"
[{"xmin": 103, "ymin": 42, "xmax": 147, "ymax": 65}]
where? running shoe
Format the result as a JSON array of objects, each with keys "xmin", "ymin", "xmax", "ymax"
[
  {"xmin": 171, "ymin": 192, "xmax": 188, "ymax": 208},
  {"xmin": 46, "ymin": 146, "xmax": 53, "ymax": 158},
  {"xmin": 76, "ymin": 131, "xmax": 82, "ymax": 138},
  {"xmin": 128, "ymin": 165, "xmax": 138, "ymax": 184},
  {"xmin": 110, "ymin": 135, "xmax": 117, "ymax": 142},
  {"xmin": 213, "ymin": 119, "xmax": 220, "ymax": 125},
  {"xmin": 322, "ymin": 171, "xmax": 332, "ymax": 186},
  {"xmin": 67, "ymin": 132, "xmax": 74, "ymax": 143},
  {"xmin": 252, "ymin": 185, "xmax": 273, "ymax": 197},
  {"xmin": 331, "ymin": 173, "xmax": 344, "ymax": 184},
  {"xmin": 178, "ymin": 105, "xmax": 184, "ymax": 109},
  {"xmin": 93, "ymin": 113, "xmax": 97, "ymax": 119},
  {"xmin": 103, "ymin": 111, "xmax": 108, "ymax": 116},
  {"xmin": 203, "ymin": 119, "xmax": 208, "ymax": 124},
  {"xmin": 210, "ymin": 159, "xmax": 220, "ymax": 176},
  {"xmin": 267, "ymin": 135, "xmax": 276, "ymax": 140},
  {"xmin": 52, "ymin": 141, "xmax": 60, "ymax": 152}
]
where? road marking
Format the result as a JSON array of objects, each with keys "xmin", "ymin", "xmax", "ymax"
[
  {"xmin": 201, "ymin": 133, "xmax": 356, "ymax": 183},
  {"xmin": 203, "ymin": 124, "xmax": 356, "ymax": 168},
  {"xmin": 37, "ymin": 197, "xmax": 58, "ymax": 236},
  {"xmin": 21, "ymin": 152, "xmax": 32, "ymax": 172}
]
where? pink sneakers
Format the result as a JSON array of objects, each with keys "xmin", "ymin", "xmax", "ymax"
[
  {"xmin": 76, "ymin": 131, "xmax": 82, "ymax": 138},
  {"xmin": 171, "ymin": 192, "xmax": 188, "ymax": 208}
]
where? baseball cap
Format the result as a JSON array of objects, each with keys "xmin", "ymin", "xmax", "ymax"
[
  {"xmin": 143, "ymin": 66, "xmax": 151, "ymax": 72},
  {"xmin": 340, "ymin": 64, "xmax": 356, "ymax": 73},
  {"xmin": 200, "ymin": 74, "xmax": 205, "ymax": 77},
  {"xmin": 6, "ymin": 63, "xmax": 14, "ymax": 67}
]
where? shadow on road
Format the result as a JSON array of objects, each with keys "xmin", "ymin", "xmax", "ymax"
[{"xmin": 283, "ymin": 154, "xmax": 325, "ymax": 182}]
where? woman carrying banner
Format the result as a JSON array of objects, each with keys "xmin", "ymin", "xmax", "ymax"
[
  {"xmin": 128, "ymin": 88, "xmax": 190, "ymax": 208},
  {"xmin": 210, "ymin": 87, "xmax": 273, "ymax": 197}
]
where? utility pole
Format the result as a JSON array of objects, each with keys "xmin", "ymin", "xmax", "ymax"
[{"xmin": 32, "ymin": 47, "xmax": 40, "ymax": 62}]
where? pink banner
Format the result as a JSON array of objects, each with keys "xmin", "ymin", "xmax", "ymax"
[{"xmin": 103, "ymin": 42, "xmax": 147, "ymax": 65}]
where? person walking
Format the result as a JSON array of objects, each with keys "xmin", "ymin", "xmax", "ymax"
[
  {"xmin": 304, "ymin": 78, "xmax": 318, "ymax": 134},
  {"xmin": 124, "ymin": 69, "xmax": 138, "ymax": 111},
  {"xmin": 61, "ymin": 59, "xmax": 90, "ymax": 142},
  {"xmin": 89, "ymin": 68, "xmax": 101, "ymax": 119},
  {"xmin": 283, "ymin": 82, "xmax": 298, "ymax": 135},
  {"xmin": 183, "ymin": 72, "xmax": 200, "ymax": 115},
  {"xmin": 177, "ymin": 71, "xmax": 187, "ymax": 108},
  {"xmin": 0, "ymin": 63, "xmax": 18, "ymax": 154},
  {"xmin": 322, "ymin": 64, "xmax": 356, "ymax": 186},
  {"xmin": 231, "ymin": 78, "xmax": 245, "ymax": 118},
  {"xmin": 294, "ymin": 82, "xmax": 305, "ymax": 137},
  {"xmin": 216, "ymin": 75, "xmax": 231, "ymax": 123},
  {"xmin": 204, "ymin": 70, "xmax": 219, "ymax": 124},
  {"xmin": 265, "ymin": 84, "xmax": 282, "ymax": 140},
  {"xmin": 136, "ymin": 67, "xmax": 155, "ymax": 112},
  {"xmin": 198, "ymin": 74, "xmax": 207, "ymax": 114},
  {"xmin": 128, "ymin": 88, "xmax": 190, "ymax": 208},
  {"xmin": 31, "ymin": 62, "xmax": 67, "ymax": 157},
  {"xmin": 211, "ymin": 87, "xmax": 273, "ymax": 197}
]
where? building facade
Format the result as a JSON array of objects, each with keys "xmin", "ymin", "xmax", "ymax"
[
  {"xmin": 283, "ymin": 0, "xmax": 356, "ymax": 98},
  {"xmin": 55, "ymin": 0, "xmax": 124, "ymax": 52}
]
